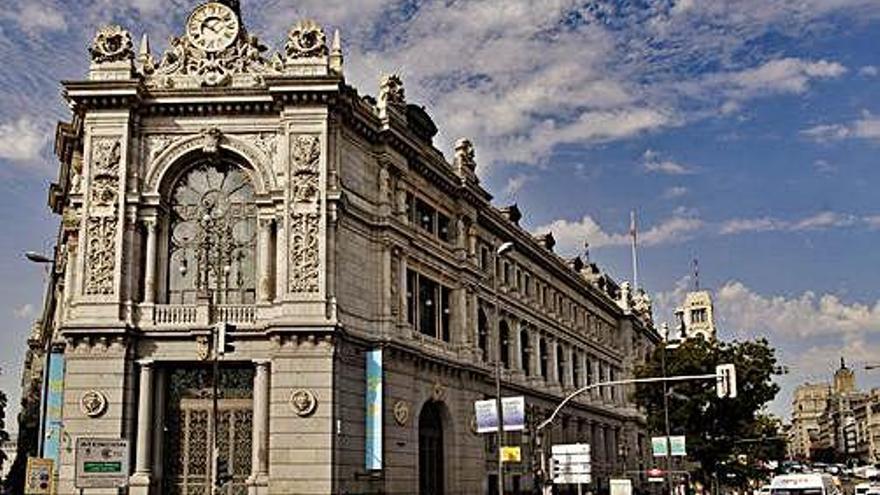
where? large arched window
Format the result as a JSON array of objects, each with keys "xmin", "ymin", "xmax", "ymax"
[
  {"xmin": 499, "ymin": 320, "xmax": 510, "ymax": 369},
  {"xmin": 167, "ymin": 161, "xmax": 257, "ymax": 304},
  {"xmin": 520, "ymin": 327, "xmax": 530, "ymax": 377},
  {"xmin": 477, "ymin": 308, "xmax": 488, "ymax": 362}
]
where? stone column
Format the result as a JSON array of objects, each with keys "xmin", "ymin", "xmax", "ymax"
[
  {"xmin": 548, "ymin": 337, "xmax": 559, "ymax": 385},
  {"xmin": 565, "ymin": 346, "xmax": 575, "ymax": 389},
  {"xmin": 151, "ymin": 368, "xmax": 166, "ymax": 488},
  {"xmin": 532, "ymin": 331, "xmax": 542, "ymax": 379},
  {"xmin": 130, "ymin": 360, "xmax": 154, "ymax": 493},
  {"xmin": 258, "ymin": 219, "xmax": 273, "ymax": 303},
  {"xmin": 143, "ymin": 219, "xmax": 158, "ymax": 304},
  {"xmin": 248, "ymin": 360, "xmax": 270, "ymax": 494}
]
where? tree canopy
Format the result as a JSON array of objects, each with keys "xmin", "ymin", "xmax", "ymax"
[{"xmin": 634, "ymin": 337, "xmax": 785, "ymax": 486}]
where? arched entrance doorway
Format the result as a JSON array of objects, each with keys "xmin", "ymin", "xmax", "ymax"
[{"xmin": 419, "ymin": 401, "xmax": 445, "ymax": 495}]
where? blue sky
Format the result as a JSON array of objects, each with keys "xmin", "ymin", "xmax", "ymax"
[{"xmin": 1, "ymin": 0, "xmax": 879, "ymax": 424}]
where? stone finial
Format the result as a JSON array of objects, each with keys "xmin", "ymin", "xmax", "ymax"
[
  {"xmin": 286, "ymin": 19, "xmax": 328, "ymax": 60},
  {"xmin": 329, "ymin": 29, "xmax": 343, "ymax": 75},
  {"xmin": 89, "ymin": 25, "xmax": 134, "ymax": 64},
  {"xmin": 454, "ymin": 138, "xmax": 477, "ymax": 172},
  {"xmin": 618, "ymin": 281, "xmax": 632, "ymax": 312},
  {"xmin": 659, "ymin": 322, "xmax": 669, "ymax": 341},
  {"xmin": 138, "ymin": 33, "xmax": 155, "ymax": 74}
]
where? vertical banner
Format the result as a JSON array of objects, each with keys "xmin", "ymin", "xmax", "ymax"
[
  {"xmin": 365, "ymin": 348, "xmax": 383, "ymax": 471},
  {"xmin": 42, "ymin": 352, "xmax": 65, "ymax": 465}
]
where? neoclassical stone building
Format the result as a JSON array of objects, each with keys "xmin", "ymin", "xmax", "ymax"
[{"xmin": 39, "ymin": 1, "xmax": 661, "ymax": 494}]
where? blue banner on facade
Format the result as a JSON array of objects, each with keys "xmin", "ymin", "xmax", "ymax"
[
  {"xmin": 365, "ymin": 349, "xmax": 383, "ymax": 470},
  {"xmin": 42, "ymin": 352, "xmax": 65, "ymax": 465}
]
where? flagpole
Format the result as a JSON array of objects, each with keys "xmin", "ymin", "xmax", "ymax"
[{"xmin": 630, "ymin": 210, "xmax": 639, "ymax": 290}]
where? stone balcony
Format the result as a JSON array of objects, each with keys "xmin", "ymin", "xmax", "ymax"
[{"xmin": 138, "ymin": 302, "xmax": 257, "ymax": 329}]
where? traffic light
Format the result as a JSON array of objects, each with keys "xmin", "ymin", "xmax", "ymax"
[
  {"xmin": 215, "ymin": 456, "xmax": 233, "ymax": 487},
  {"xmin": 716, "ymin": 364, "xmax": 737, "ymax": 398},
  {"xmin": 215, "ymin": 322, "xmax": 235, "ymax": 356}
]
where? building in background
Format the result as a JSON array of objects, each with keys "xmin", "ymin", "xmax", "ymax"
[
  {"xmin": 678, "ymin": 290, "xmax": 716, "ymax": 341},
  {"xmin": 789, "ymin": 383, "xmax": 831, "ymax": 460},
  {"xmin": 15, "ymin": 1, "xmax": 662, "ymax": 494}
]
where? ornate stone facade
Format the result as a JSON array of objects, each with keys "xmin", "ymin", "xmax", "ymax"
[{"xmin": 34, "ymin": 3, "xmax": 660, "ymax": 495}]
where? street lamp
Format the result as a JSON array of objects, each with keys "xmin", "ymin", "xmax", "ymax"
[
  {"xmin": 25, "ymin": 251, "xmax": 53, "ymax": 264},
  {"xmin": 24, "ymin": 248, "xmax": 55, "ymax": 459},
  {"xmin": 180, "ymin": 202, "xmax": 238, "ymax": 493},
  {"xmin": 495, "ymin": 241, "xmax": 514, "ymax": 495}
]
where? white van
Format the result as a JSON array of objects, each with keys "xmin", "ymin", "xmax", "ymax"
[{"xmin": 769, "ymin": 474, "xmax": 841, "ymax": 495}]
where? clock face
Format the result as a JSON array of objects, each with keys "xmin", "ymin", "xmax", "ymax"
[{"xmin": 186, "ymin": 2, "xmax": 240, "ymax": 53}]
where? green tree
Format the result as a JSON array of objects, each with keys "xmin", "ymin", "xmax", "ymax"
[{"xmin": 634, "ymin": 337, "xmax": 784, "ymax": 487}]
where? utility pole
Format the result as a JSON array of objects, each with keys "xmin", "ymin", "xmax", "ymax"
[
  {"xmin": 661, "ymin": 344, "xmax": 674, "ymax": 495},
  {"xmin": 495, "ymin": 241, "xmax": 514, "ymax": 495}
]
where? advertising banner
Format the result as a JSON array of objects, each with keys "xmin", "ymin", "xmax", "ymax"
[
  {"xmin": 42, "ymin": 352, "xmax": 65, "ymax": 465},
  {"xmin": 474, "ymin": 396, "xmax": 526, "ymax": 433},
  {"xmin": 365, "ymin": 349, "xmax": 383, "ymax": 470}
]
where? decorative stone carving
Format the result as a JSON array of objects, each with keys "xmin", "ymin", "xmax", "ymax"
[
  {"xmin": 145, "ymin": 134, "xmax": 174, "ymax": 163},
  {"xmin": 288, "ymin": 134, "xmax": 321, "ymax": 294},
  {"xmin": 147, "ymin": 16, "xmax": 280, "ymax": 87},
  {"xmin": 84, "ymin": 216, "xmax": 118, "ymax": 295},
  {"xmin": 92, "ymin": 139, "xmax": 121, "ymax": 177},
  {"xmin": 454, "ymin": 138, "xmax": 477, "ymax": 172},
  {"xmin": 389, "ymin": 250, "xmax": 400, "ymax": 315},
  {"xmin": 200, "ymin": 127, "xmax": 223, "ymax": 155},
  {"xmin": 431, "ymin": 382, "xmax": 446, "ymax": 402},
  {"xmin": 239, "ymin": 132, "xmax": 277, "ymax": 159},
  {"xmin": 80, "ymin": 390, "xmax": 108, "ymax": 418},
  {"xmin": 290, "ymin": 389, "xmax": 318, "ymax": 417},
  {"xmin": 196, "ymin": 335, "xmax": 210, "ymax": 361},
  {"xmin": 290, "ymin": 135, "xmax": 320, "ymax": 202},
  {"xmin": 289, "ymin": 212, "xmax": 320, "ymax": 293},
  {"xmin": 378, "ymin": 74, "xmax": 405, "ymax": 108},
  {"xmin": 393, "ymin": 400, "xmax": 410, "ymax": 426},
  {"xmin": 89, "ymin": 25, "xmax": 134, "ymax": 64},
  {"xmin": 286, "ymin": 19, "xmax": 328, "ymax": 59},
  {"xmin": 84, "ymin": 137, "xmax": 121, "ymax": 296}
]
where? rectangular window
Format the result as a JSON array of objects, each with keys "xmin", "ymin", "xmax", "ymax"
[
  {"xmin": 416, "ymin": 199, "xmax": 435, "ymax": 234},
  {"xmin": 440, "ymin": 286, "xmax": 451, "ymax": 342},
  {"xmin": 573, "ymin": 350, "xmax": 580, "ymax": 388},
  {"xmin": 586, "ymin": 357, "xmax": 593, "ymax": 386},
  {"xmin": 480, "ymin": 246, "xmax": 490, "ymax": 271},
  {"xmin": 524, "ymin": 274, "xmax": 531, "ymax": 296},
  {"xmin": 437, "ymin": 212, "xmax": 451, "ymax": 243},
  {"xmin": 418, "ymin": 276, "xmax": 438, "ymax": 338},
  {"xmin": 405, "ymin": 192, "xmax": 414, "ymax": 223},
  {"xmin": 540, "ymin": 338, "xmax": 548, "ymax": 379},
  {"xmin": 406, "ymin": 270, "xmax": 452, "ymax": 343},
  {"xmin": 503, "ymin": 262, "xmax": 511, "ymax": 286},
  {"xmin": 516, "ymin": 269, "xmax": 523, "ymax": 292},
  {"xmin": 406, "ymin": 269, "xmax": 416, "ymax": 325}
]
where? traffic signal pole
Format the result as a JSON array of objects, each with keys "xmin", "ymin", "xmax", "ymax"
[{"xmin": 535, "ymin": 366, "xmax": 736, "ymax": 493}]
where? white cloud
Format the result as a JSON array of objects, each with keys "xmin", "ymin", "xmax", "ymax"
[
  {"xmin": 6, "ymin": 3, "xmax": 67, "ymax": 33},
  {"xmin": 0, "ymin": 116, "xmax": 48, "ymax": 164},
  {"xmin": 719, "ymin": 217, "xmax": 787, "ymax": 235},
  {"xmin": 642, "ymin": 149, "xmax": 696, "ymax": 175},
  {"xmin": 719, "ymin": 211, "xmax": 868, "ymax": 235},
  {"xmin": 859, "ymin": 65, "xmax": 879, "ymax": 77},
  {"xmin": 864, "ymin": 215, "xmax": 880, "ymax": 229},
  {"xmin": 813, "ymin": 159, "xmax": 836, "ymax": 174},
  {"xmin": 13, "ymin": 303, "xmax": 35, "ymax": 319},
  {"xmin": 502, "ymin": 174, "xmax": 533, "ymax": 199},
  {"xmin": 662, "ymin": 186, "xmax": 689, "ymax": 199},
  {"xmin": 801, "ymin": 111, "xmax": 880, "ymax": 143},
  {"xmin": 726, "ymin": 58, "xmax": 846, "ymax": 96},
  {"xmin": 533, "ymin": 212, "xmax": 703, "ymax": 255},
  {"xmin": 716, "ymin": 281, "xmax": 880, "ymax": 339}
]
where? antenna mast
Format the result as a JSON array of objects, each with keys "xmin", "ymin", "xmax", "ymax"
[
  {"xmin": 630, "ymin": 210, "xmax": 639, "ymax": 290},
  {"xmin": 693, "ymin": 257, "xmax": 700, "ymax": 290}
]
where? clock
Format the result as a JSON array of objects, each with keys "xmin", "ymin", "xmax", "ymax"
[{"xmin": 186, "ymin": 2, "xmax": 240, "ymax": 53}]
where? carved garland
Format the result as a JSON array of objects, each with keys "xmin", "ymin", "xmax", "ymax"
[
  {"xmin": 84, "ymin": 138, "xmax": 121, "ymax": 296},
  {"xmin": 288, "ymin": 134, "xmax": 321, "ymax": 294}
]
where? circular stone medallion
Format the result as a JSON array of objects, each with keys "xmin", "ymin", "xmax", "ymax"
[
  {"xmin": 289, "ymin": 389, "xmax": 318, "ymax": 417},
  {"xmin": 80, "ymin": 390, "xmax": 108, "ymax": 418},
  {"xmin": 393, "ymin": 400, "xmax": 410, "ymax": 426}
]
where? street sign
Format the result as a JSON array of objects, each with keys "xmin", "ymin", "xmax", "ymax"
[
  {"xmin": 651, "ymin": 436, "xmax": 686, "ymax": 457},
  {"xmin": 75, "ymin": 438, "xmax": 130, "ymax": 489},
  {"xmin": 716, "ymin": 363, "xmax": 737, "ymax": 398},
  {"xmin": 24, "ymin": 457, "xmax": 54, "ymax": 495},
  {"xmin": 551, "ymin": 443, "xmax": 591, "ymax": 485},
  {"xmin": 474, "ymin": 396, "xmax": 526, "ymax": 433},
  {"xmin": 611, "ymin": 478, "xmax": 633, "ymax": 495},
  {"xmin": 501, "ymin": 446, "xmax": 522, "ymax": 463}
]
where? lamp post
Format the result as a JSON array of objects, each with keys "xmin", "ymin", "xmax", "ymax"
[
  {"xmin": 24, "ymin": 249, "xmax": 54, "ymax": 459},
  {"xmin": 180, "ymin": 204, "xmax": 235, "ymax": 494},
  {"xmin": 495, "ymin": 241, "xmax": 514, "ymax": 495}
]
